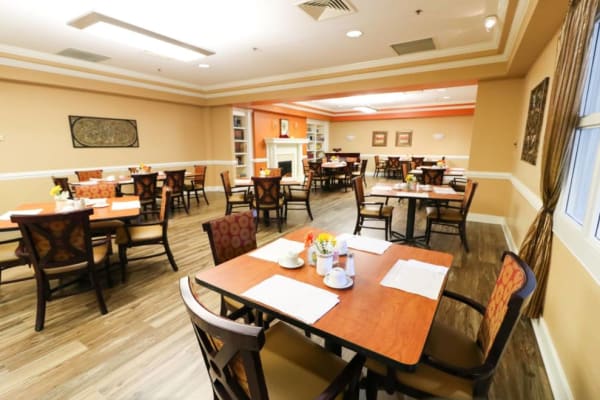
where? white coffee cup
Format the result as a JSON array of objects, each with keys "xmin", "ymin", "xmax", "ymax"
[
  {"xmin": 328, "ymin": 267, "xmax": 347, "ymax": 287},
  {"xmin": 398, "ymin": 182, "xmax": 408, "ymax": 190},
  {"xmin": 283, "ymin": 250, "xmax": 299, "ymax": 266}
]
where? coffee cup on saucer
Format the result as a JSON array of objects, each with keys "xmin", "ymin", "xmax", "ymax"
[
  {"xmin": 282, "ymin": 250, "xmax": 299, "ymax": 267},
  {"xmin": 327, "ymin": 267, "xmax": 348, "ymax": 287}
]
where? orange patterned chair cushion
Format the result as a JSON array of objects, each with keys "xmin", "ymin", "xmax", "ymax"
[
  {"xmin": 208, "ymin": 212, "xmax": 256, "ymax": 264},
  {"xmin": 76, "ymin": 170, "xmax": 103, "ymax": 181},
  {"xmin": 477, "ymin": 255, "xmax": 526, "ymax": 357},
  {"xmin": 75, "ymin": 183, "xmax": 116, "ymax": 199}
]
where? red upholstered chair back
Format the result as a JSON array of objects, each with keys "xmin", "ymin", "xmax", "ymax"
[
  {"xmin": 421, "ymin": 167, "xmax": 445, "ymax": 185},
  {"xmin": 202, "ymin": 211, "xmax": 257, "ymax": 265},
  {"xmin": 75, "ymin": 182, "xmax": 117, "ymax": 199},
  {"xmin": 75, "ymin": 169, "xmax": 103, "ymax": 182}
]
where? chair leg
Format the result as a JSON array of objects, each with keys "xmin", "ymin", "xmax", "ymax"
[
  {"xmin": 35, "ymin": 276, "xmax": 47, "ymax": 331},
  {"xmin": 89, "ymin": 270, "xmax": 108, "ymax": 315},
  {"xmin": 353, "ymin": 216, "xmax": 362, "ymax": 235},
  {"xmin": 425, "ymin": 219, "xmax": 432, "ymax": 245},
  {"xmin": 118, "ymin": 245, "xmax": 128, "ymax": 282},
  {"xmin": 163, "ymin": 238, "xmax": 178, "ymax": 271},
  {"xmin": 365, "ymin": 370, "xmax": 380, "ymax": 400},
  {"xmin": 306, "ymin": 201, "xmax": 313, "ymax": 220},
  {"xmin": 460, "ymin": 222, "xmax": 470, "ymax": 252},
  {"xmin": 202, "ymin": 190, "xmax": 209, "ymax": 205}
]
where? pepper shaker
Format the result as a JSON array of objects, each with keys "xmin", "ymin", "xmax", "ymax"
[{"xmin": 345, "ymin": 252, "xmax": 355, "ymax": 277}]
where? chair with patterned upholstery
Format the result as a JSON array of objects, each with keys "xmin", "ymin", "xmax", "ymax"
[
  {"xmin": 179, "ymin": 276, "xmax": 365, "ymax": 400},
  {"xmin": 411, "ymin": 156, "xmax": 425, "ymax": 169},
  {"xmin": 373, "ymin": 155, "xmax": 387, "ymax": 178},
  {"xmin": 352, "ymin": 176, "xmax": 393, "ymax": 240},
  {"xmin": 365, "ymin": 251, "xmax": 537, "ymax": 400},
  {"xmin": 202, "ymin": 210, "xmax": 257, "ymax": 321},
  {"xmin": 185, "ymin": 165, "xmax": 209, "ymax": 206},
  {"xmin": 252, "ymin": 176, "xmax": 285, "ymax": 232},
  {"xmin": 425, "ymin": 179, "xmax": 478, "ymax": 252},
  {"xmin": 385, "ymin": 157, "xmax": 402, "ymax": 179},
  {"xmin": 0, "ymin": 237, "xmax": 32, "ymax": 285},
  {"xmin": 162, "ymin": 169, "xmax": 188, "ymax": 214},
  {"xmin": 11, "ymin": 208, "xmax": 111, "ymax": 331},
  {"xmin": 116, "ymin": 186, "xmax": 177, "ymax": 281},
  {"xmin": 51, "ymin": 176, "xmax": 73, "ymax": 199},
  {"xmin": 75, "ymin": 169, "xmax": 103, "ymax": 182},
  {"xmin": 74, "ymin": 182, "xmax": 124, "ymax": 237},
  {"xmin": 420, "ymin": 167, "xmax": 445, "ymax": 185},
  {"xmin": 220, "ymin": 170, "xmax": 253, "ymax": 215},
  {"xmin": 132, "ymin": 172, "xmax": 158, "ymax": 211},
  {"xmin": 284, "ymin": 171, "xmax": 314, "ymax": 220}
]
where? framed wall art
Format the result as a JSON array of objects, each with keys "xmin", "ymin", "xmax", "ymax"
[
  {"xmin": 280, "ymin": 118, "xmax": 289, "ymax": 137},
  {"xmin": 521, "ymin": 77, "xmax": 549, "ymax": 165},
  {"xmin": 69, "ymin": 115, "xmax": 139, "ymax": 148},
  {"xmin": 372, "ymin": 131, "xmax": 387, "ymax": 147},
  {"xmin": 395, "ymin": 130, "xmax": 413, "ymax": 147}
]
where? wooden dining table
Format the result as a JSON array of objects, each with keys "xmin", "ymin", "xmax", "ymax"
[
  {"xmin": 195, "ymin": 226, "xmax": 453, "ymax": 370},
  {"xmin": 0, "ymin": 195, "xmax": 141, "ymax": 232}
]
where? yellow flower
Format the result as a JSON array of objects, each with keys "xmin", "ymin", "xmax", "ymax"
[
  {"xmin": 405, "ymin": 174, "xmax": 415, "ymax": 183},
  {"xmin": 264, "ymin": 168, "xmax": 271, "ymax": 176},
  {"xmin": 49, "ymin": 185, "xmax": 62, "ymax": 197},
  {"xmin": 315, "ymin": 233, "xmax": 337, "ymax": 255}
]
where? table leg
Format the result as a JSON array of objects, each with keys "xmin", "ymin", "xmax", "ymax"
[{"xmin": 390, "ymin": 198, "xmax": 428, "ymax": 248}]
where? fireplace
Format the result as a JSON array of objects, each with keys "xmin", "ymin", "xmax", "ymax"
[
  {"xmin": 264, "ymin": 138, "xmax": 309, "ymax": 179},
  {"xmin": 278, "ymin": 161, "xmax": 292, "ymax": 177}
]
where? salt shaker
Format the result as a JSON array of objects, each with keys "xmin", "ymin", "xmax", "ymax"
[{"xmin": 345, "ymin": 252, "xmax": 355, "ymax": 277}]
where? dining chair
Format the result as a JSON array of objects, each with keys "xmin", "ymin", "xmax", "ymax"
[
  {"xmin": 74, "ymin": 182, "xmax": 125, "ymax": 237},
  {"xmin": 411, "ymin": 156, "xmax": 425, "ymax": 168},
  {"xmin": 365, "ymin": 251, "xmax": 537, "ymax": 400},
  {"xmin": 373, "ymin": 155, "xmax": 387, "ymax": 178},
  {"xmin": 51, "ymin": 176, "xmax": 73, "ymax": 199},
  {"xmin": 352, "ymin": 159, "xmax": 368, "ymax": 186},
  {"xmin": 334, "ymin": 163, "xmax": 353, "ymax": 192},
  {"xmin": 400, "ymin": 160, "xmax": 411, "ymax": 181},
  {"xmin": 75, "ymin": 169, "xmax": 103, "ymax": 182},
  {"xmin": 252, "ymin": 176, "xmax": 285, "ymax": 232},
  {"xmin": 352, "ymin": 176, "xmax": 393, "ymax": 240},
  {"xmin": 0, "ymin": 237, "xmax": 32, "ymax": 286},
  {"xmin": 11, "ymin": 208, "xmax": 111, "ymax": 331},
  {"xmin": 202, "ymin": 211, "xmax": 257, "ymax": 322},
  {"xmin": 386, "ymin": 157, "xmax": 402, "ymax": 179},
  {"xmin": 115, "ymin": 186, "xmax": 178, "ymax": 281},
  {"xmin": 284, "ymin": 171, "xmax": 314, "ymax": 220},
  {"xmin": 132, "ymin": 172, "xmax": 158, "ymax": 211},
  {"xmin": 420, "ymin": 167, "xmax": 445, "ymax": 185},
  {"xmin": 425, "ymin": 179, "xmax": 478, "ymax": 252},
  {"xmin": 179, "ymin": 276, "xmax": 365, "ymax": 400},
  {"xmin": 308, "ymin": 160, "xmax": 328, "ymax": 191},
  {"xmin": 220, "ymin": 170, "xmax": 253, "ymax": 215},
  {"xmin": 185, "ymin": 165, "xmax": 209, "ymax": 206},
  {"xmin": 162, "ymin": 169, "xmax": 188, "ymax": 214}
]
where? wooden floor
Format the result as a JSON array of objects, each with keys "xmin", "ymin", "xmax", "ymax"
[{"xmin": 0, "ymin": 178, "xmax": 553, "ymax": 399}]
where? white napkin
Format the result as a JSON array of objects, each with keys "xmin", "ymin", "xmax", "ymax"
[
  {"xmin": 335, "ymin": 233, "xmax": 392, "ymax": 255},
  {"xmin": 111, "ymin": 200, "xmax": 141, "ymax": 210},
  {"xmin": 242, "ymin": 275, "xmax": 339, "ymax": 324},
  {"xmin": 85, "ymin": 198, "xmax": 107, "ymax": 207},
  {"xmin": 380, "ymin": 259, "xmax": 449, "ymax": 299},
  {"xmin": 433, "ymin": 187, "xmax": 456, "ymax": 194},
  {"xmin": 374, "ymin": 184, "xmax": 393, "ymax": 190},
  {"xmin": 249, "ymin": 238, "xmax": 305, "ymax": 262},
  {"xmin": 0, "ymin": 209, "xmax": 43, "ymax": 220}
]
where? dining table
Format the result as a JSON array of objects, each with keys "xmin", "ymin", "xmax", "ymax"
[
  {"xmin": 0, "ymin": 195, "xmax": 141, "ymax": 232},
  {"xmin": 369, "ymin": 183, "xmax": 463, "ymax": 246},
  {"xmin": 195, "ymin": 226, "xmax": 453, "ymax": 370}
]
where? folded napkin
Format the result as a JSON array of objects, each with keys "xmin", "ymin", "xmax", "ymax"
[
  {"xmin": 249, "ymin": 238, "xmax": 305, "ymax": 262},
  {"xmin": 373, "ymin": 184, "xmax": 393, "ymax": 190},
  {"xmin": 0, "ymin": 208, "xmax": 43, "ymax": 220},
  {"xmin": 85, "ymin": 198, "xmax": 107, "ymax": 207},
  {"xmin": 242, "ymin": 274, "xmax": 339, "ymax": 324},
  {"xmin": 335, "ymin": 233, "xmax": 392, "ymax": 255},
  {"xmin": 380, "ymin": 259, "xmax": 449, "ymax": 299},
  {"xmin": 111, "ymin": 200, "xmax": 141, "ymax": 210},
  {"xmin": 433, "ymin": 187, "xmax": 456, "ymax": 194}
]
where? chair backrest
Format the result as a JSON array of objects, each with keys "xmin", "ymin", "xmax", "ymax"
[
  {"xmin": 400, "ymin": 161, "xmax": 411, "ymax": 179},
  {"xmin": 164, "ymin": 170, "xmax": 186, "ymax": 194},
  {"xmin": 159, "ymin": 186, "xmax": 172, "ymax": 224},
  {"xmin": 75, "ymin": 182, "xmax": 117, "ymax": 199},
  {"xmin": 359, "ymin": 159, "xmax": 368, "ymax": 175},
  {"xmin": 11, "ymin": 209, "xmax": 95, "ymax": 273},
  {"xmin": 52, "ymin": 176, "xmax": 72, "ymax": 198},
  {"xmin": 132, "ymin": 172, "xmax": 158, "ymax": 203},
  {"xmin": 352, "ymin": 176, "xmax": 365, "ymax": 207},
  {"xmin": 179, "ymin": 277, "xmax": 268, "ymax": 399},
  {"xmin": 308, "ymin": 161, "xmax": 323, "ymax": 176},
  {"xmin": 421, "ymin": 167, "xmax": 445, "ymax": 185},
  {"xmin": 387, "ymin": 157, "xmax": 400, "ymax": 169},
  {"xmin": 302, "ymin": 158, "xmax": 310, "ymax": 174},
  {"xmin": 460, "ymin": 180, "xmax": 478, "ymax": 217},
  {"xmin": 411, "ymin": 157, "xmax": 425, "ymax": 168},
  {"xmin": 252, "ymin": 176, "xmax": 282, "ymax": 209},
  {"xmin": 75, "ymin": 169, "xmax": 103, "ymax": 182},
  {"xmin": 202, "ymin": 210, "xmax": 257, "ymax": 265},
  {"xmin": 477, "ymin": 251, "xmax": 536, "ymax": 368},
  {"xmin": 304, "ymin": 171, "xmax": 314, "ymax": 191},
  {"xmin": 220, "ymin": 170, "xmax": 233, "ymax": 196},
  {"xmin": 193, "ymin": 165, "xmax": 207, "ymax": 186},
  {"xmin": 374, "ymin": 155, "xmax": 381, "ymax": 165}
]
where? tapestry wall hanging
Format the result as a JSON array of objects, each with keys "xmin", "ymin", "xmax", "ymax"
[
  {"xmin": 521, "ymin": 77, "xmax": 549, "ymax": 165},
  {"xmin": 69, "ymin": 116, "xmax": 139, "ymax": 148}
]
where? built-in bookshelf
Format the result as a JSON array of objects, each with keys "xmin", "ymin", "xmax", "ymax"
[
  {"xmin": 306, "ymin": 119, "xmax": 329, "ymax": 161},
  {"xmin": 233, "ymin": 108, "xmax": 253, "ymax": 178}
]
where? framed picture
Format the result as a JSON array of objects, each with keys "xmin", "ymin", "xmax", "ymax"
[
  {"xmin": 69, "ymin": 115, "xmax": 139, "ymax": 148},
  {"xmin": 372, "ymin": 131, "xmax": 387, "ymax": 147},
  {"xmin": 395, "ymin": 130, "xmax": 412, "ymax": 147},
  {"xmin": 280, "ymin": 119, "xmax": 289, "ymax": 137},
  {"xmin": 521, "ymin": 77, "xmax": 550, "ymax": 165}
]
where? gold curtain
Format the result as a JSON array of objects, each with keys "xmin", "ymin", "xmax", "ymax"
[{"xmin": 519, "ymin": 0, "xmax": 599, "ymax": 318}]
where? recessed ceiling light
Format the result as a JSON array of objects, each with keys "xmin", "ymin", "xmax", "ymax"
[
  {"xmin": 484, "ymin": 15, "xmax": 498, "ymax": 32},
  {"xmin": 68, "ymin": 12, "xmax": 214, "ymax": 61},
  {"xmin": 198, "ymin": 63, "xmax": 210, "ymax": 68},
  {"xmin": 353, "ymin": 106, "xmax": 377, "ymax": 114},
  {"xmin": 346, "ymin": 30, "xmax": 363, "ymax": 38}
]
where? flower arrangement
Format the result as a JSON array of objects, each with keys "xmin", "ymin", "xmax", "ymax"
[
  {"xmin": 314, "ymin": 232, "xmax": 337, "ymax": 255},
  {"xmin": 50, "ymin": 185, "xmax": 68, "ymax": 200},
  {"xmin": 436, "ymin": 160, "xmax": 446, "ymax": 167},
  {"xmin": 405, "ymin": 174, "xmax": 416, "ymax": 183}
]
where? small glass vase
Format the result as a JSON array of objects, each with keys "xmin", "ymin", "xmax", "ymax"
[{"xmin": 316, "ymin": 253, "xmax": 333, "ymax": 276}]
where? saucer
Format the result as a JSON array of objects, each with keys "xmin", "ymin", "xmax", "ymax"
[
  {"xmin": 278, "ymin": 257, "xmax": 304, "ymax": 269},
  {"xmin": 323, "ymin": 275, "xmax": 353, "ymax": 289}
]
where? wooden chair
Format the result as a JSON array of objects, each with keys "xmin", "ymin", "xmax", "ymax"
[
  {"xmin": 202, "ymin": 211, "xmax": 258, "ymax": 321},
  {"xmin": 162, "ymin": 169, "xmax": 188, "ymax": 214},
  {"xmin": 185, "ymin": 165, "xmax": 209, "ymax": 206},
  {"xmin": 74, "ymin": 182, "xmax": 125, "ymax": 237},
  {"xmin": 132, "ymin": 172, "xmax": 158, "ymax": 211},
  {"xmin": 334, "ymin": 163, "xmax": 353, "ymax": 192},
  {"xmin": 386, "ymin": 157, "xmax": 402, "ymax": 179},
  {"xmin": 365, "ymin": 251, "xmax": 537, "ymax": 400},
  {"xmin": 425, "ymin": 179, "xmax": 478, "ymax": 252},
  {"xmin": 420, "ymin": 167, "xmax": 445, "ymax": 185},
  {"xmin": 352, "ymin": 159, "xmax": 368, "ymax": 186},
  {"xmin": 179, "ymin": 276, "xmax": 365, "ymax": 400},
  {"xmin": 308, "ymin": 160, "xmax": 328, "ymax": 191},
  {"xmin": 284, "ymin": 171, "xmax": 314, "ymax": 220},
  {"xmin": 373, "ymin": 155, "xmax": 387, "ymax": 178},
  {"xmin": 411, "ymin": 156, "xmax": 425, "ymax": 168},
  {"xmin": 220, "ymin": 170, "xmax": 253, "ymax": 215},
  {"xmin": 75, "ymin": 169, "xmax": 103, "ymax": 181},
  {"xmin": 352, "ymin": 176, "xmax": 393, "ymax": 240},
  {"xmin": 252, "ymin": 176, "xmax": 285, "ymax": 232},
  {"xmin": 115, "ymin": 186, "xmax": 178, "ymax": 281},
  {"xmin": 51, "ymin": 176, "xmax": 73, "ymax": 199},
  {"xmin": 0, "ymin": 237, "xmax": 32, "ymax": 285},
  {"xmin": 11, "ymin": 208, "xmax": 111, "ymax": 331},
  {"xmin": 400, "ymin": 160, "xmax": 411, "ymax": 181}
]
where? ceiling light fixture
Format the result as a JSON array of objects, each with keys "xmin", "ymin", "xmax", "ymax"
[
  {"xmin": 68, "ymin": 12, "xmax": 214, "ymax": 61},
  {"xmin": 484, "ymin": 15, "xmax": 498, "ymax": 32},
  {"xmin": 353, "ymin": 106, "xmax": 377, "ymax": 114},
  {"xmin": 346, "ymin": 30, "xmax": 363, "ymax": 38},
  {"xmin": 198, "ymin": 63, "xmax": 210, "ymax": 68}
]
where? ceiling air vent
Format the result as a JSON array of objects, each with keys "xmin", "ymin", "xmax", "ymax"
[
  {"xmin": 57, "ymin": 48, "xmax": 110, "ymax": 63},
  {"xmin": 297, "ymin": 0, "xmax": 356, "ymax": 21},
  {"xmin": 391, "ymin": 38, "xmax": 436, "ymax": 56}
]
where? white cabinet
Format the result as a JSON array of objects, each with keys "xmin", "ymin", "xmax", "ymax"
[
  {"xmin": 233, "ymin": 108, "xmax": 253, "ymax": 178},
  {"xmin": 306, "ymin": 119, "xmax": 328, "ymax": 161}
]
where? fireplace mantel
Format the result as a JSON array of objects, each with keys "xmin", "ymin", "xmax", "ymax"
[{"xmin": 265, "ymin": 138, "xmax": 309, "ymax": 179}]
